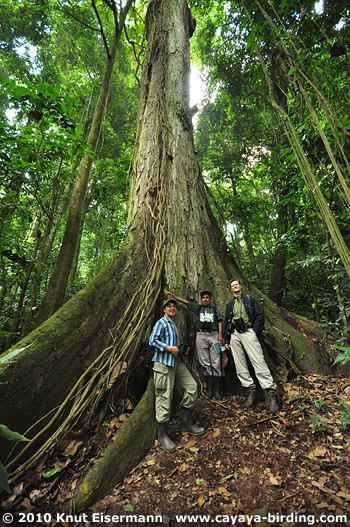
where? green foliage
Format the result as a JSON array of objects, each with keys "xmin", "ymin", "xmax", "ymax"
[
  {"xmin": 0, "ymin": 424, "xmax": 30, "ymax": 493},
  {"xmin": 42, "ymin": 467, "xmax": 60, "ymax": 478},
  {"xmin": 309, "ymin": 414, "xmax": 329, "ymax": 433},
  {"xmin": 313, "ymin": 398, "xmax": 324, "ymax": 411},
  {"xmin": 339, "ymin": 400, "xmax": 350, "ymax": 431},
  {"xmin": 0, "ymin": 424, "xmax": 30, "ymax": 442},
  {"xmin": 0, "ymin": 72, "xmax": 89, "ymax": 342},
  {"xmin": 0, "ymin": 72, "xmax": 88, "ymax": 168},
  {"xmin": 0, "ymin": 461, "xmax": 11, "ymax": 494},
  {"xmin": 191, "ymin": 0, "xmax": 350, "ymax": 333},
  {"xmin": 333, "ymin": 346, "xmax": 350, "ymax": 366},
  {"xmin": 0, "ymin": 0, "xmax": 139, "ymax": 347}
]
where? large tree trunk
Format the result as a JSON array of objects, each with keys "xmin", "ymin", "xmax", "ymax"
[
  {"xmin": 35, "ymin": 0, "xmax": 133, "ymax": 327},
  {"xmin": 72, "ymin": 378, "xmax": 156, "ymax": 512},
  {"xmin": 0, "ymin": 0, "xmax": 342, "ymax": 484}
]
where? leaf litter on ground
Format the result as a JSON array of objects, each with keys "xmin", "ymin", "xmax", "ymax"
[{"xmin": 1, "ymin": 374, "xmax": 350, "ymax": 526}]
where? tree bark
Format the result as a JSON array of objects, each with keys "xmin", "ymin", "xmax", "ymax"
[
  {"xmin": 241, "ymin": 216, "xmax": 262, "ymax": 283},
  {"xmin": 269, "ymin": 193, "xmax": 288, "ymax": 305},
  {"xmin": 0, "ymin": 0, "xmax": 344, "ymax": 479},
  {"xmin": 71, "ymin": 378, "xmax": 156, "ymax": 512}
]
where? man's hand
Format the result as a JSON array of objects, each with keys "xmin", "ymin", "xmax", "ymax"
[
  {"xmin": 225, "ymin": 343, "xmax": 231, "ymax": 350},
  {"xmin": 165, "ymin": 291, "xmax": 188, "ymax": 305},
  {"xmin": 166, "ymin": 345, "xmax": 180, "ymax": 356}
]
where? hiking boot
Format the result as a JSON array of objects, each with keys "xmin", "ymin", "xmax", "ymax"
[
  {"xmin": 267, "ymin": 389, "xmax": 279, "ymax": 414},
  {"xmin": 213, "ymin": 376, "xmax": 222, "ymax": 401},
  {"xmin": 157, "ymin": 422, "xmax": 176, "ymax": 452},
  {"xmin": 181, "ymin": 407, "xmax": 205, "ymax": 435},
  {"xmin": 243, "ymin": 387, "xmax": 257, "ymax": 408},
  {"xmin": 204, "ymin": 375, "xmax": 214, "ymax": 398}
]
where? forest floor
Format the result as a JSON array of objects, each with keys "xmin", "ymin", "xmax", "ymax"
[{"xmin": 1, "ymin": 374, "xmax": 350, "ymax": 527}]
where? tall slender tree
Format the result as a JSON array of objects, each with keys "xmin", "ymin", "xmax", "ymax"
[{"xmin": 35, "ymin": 0, "xmax": 134, "ymax": 326}]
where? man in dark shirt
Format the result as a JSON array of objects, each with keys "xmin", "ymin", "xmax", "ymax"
[{"xmin": 166, "ymin": 290, "xmax": 225, "ymax": 400}]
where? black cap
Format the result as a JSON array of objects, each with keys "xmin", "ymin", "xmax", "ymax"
[{"xmin": 200, "ymin": 290, "xmax": 211, "ymax": 298}]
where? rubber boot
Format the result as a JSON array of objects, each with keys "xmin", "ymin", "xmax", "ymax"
[
  {"xmin": 157, "ymin": 422, "xmax": 176, "ymax": 452},
  {"xmin": 204, "ymin": 375, "xmax": 214, "ymax": 398},
  {"xmin": 213, "ymin": 376, "xmax": 222, "ymax": 401},
  {"xmin": 181, "ymin": 407, "xmax": 205, "ymax": 435},
  {"xmin": 243, "ymin": 387, "xmax": 257, "ymax": 408},
  {"xmin": 267, "ymin": 389, "xmax": 279, "ymax": 414}
]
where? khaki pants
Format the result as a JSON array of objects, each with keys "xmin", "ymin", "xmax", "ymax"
[
  {"xmin": 153, "ymin": 356, "xmax": 198, "ymax": 423},
  {"xmin": 196, "ymin": 331, "xmax": 221, "ymax": 377},
  {"xmin": 230, "ymin": 329, "xmax": 276, "ymax": 390}
]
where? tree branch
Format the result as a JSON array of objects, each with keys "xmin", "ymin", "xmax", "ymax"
[
  {"xmin": 103, "ymin": 0, "xmax": 119, "ymax": 30},
  {"xmin": 123, "ymin": 24, "xmax": 144, "ymax": 86},
  {"xmin": 92, "ymin": 0, "xmax": 111, "ymax": 57},
  {"xmin": 56, "ymin": 0, "xmax": 100, "ymax": 33}
]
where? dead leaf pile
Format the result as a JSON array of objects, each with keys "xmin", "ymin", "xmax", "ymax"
[{"xmin": 1, "ymin": 374, "xmax": 349, "ymax": 526}]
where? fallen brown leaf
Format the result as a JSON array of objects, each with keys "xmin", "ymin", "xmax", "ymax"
[
  {"xmin": 197, "ymin": 494, "xmax": 206, "ymax": 507},
  {"xmin": 336, "ymin": 491, "xmax": 350, "ymax": 500},
  {"xmin": 270, "ymin": 475, "xmax": 279, "ymax": 486},
  {"xmin": 309, "ymin": 446, "xmax": 327, "ymax": 457},
  {"xmin": 212, "ymin": 428, "xmax": 221, "ymax": 438},
  {"xmin": 184, "ymin": 438, "xmax": 197, "ymax": 449},
  {"xmin": 219, "ymin": 473, "xmax": 236, "ymax": 483}
]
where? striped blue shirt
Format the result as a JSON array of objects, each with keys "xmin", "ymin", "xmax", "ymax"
[{"xmin": 149, "ymin": 315, "xmax": 183, "ymax": 367}]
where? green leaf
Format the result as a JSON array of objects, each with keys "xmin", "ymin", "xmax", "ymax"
[
  {"xmin": 0, "ymin": 424, "xmax": 30, "ymax": 442},
  {"xmin": 42, "ymin": 467, "xmax": 60, "ymax": 478},
  {"xmin": 0, "ymin": 461, "xmax": 11, "ymax": 493},
  {"xmin": 333, "ymin": 353, "xmax": 350, "ymax": 366},
  {"xmin": 0, "ymin": 342, "xmax": 35, "ymax": 365},
  {"xmin": 123, "ymin": 504, "xmax": 134, "ymax": 512}
]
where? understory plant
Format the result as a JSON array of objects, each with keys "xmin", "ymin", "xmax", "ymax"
[{"xmin": 0, "ymin": 425, "xmax": 30, "ymax": 493}]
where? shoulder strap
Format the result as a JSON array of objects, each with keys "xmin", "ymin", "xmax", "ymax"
[
  {"xmin": 228, "ymin": 299, "xmax": 234, "ymax": 322},
  {"xmin": 243, "ymin": 294, "xmax": 252, "ymax": 308},
  {"xmin": 171, "ymin": 319, "xmax": 182, "ymax": 345}
]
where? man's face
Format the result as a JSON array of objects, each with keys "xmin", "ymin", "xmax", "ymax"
[
  {"xmin": 201, "ymin": 294, "xmax": 211, "ymax": 306},
  {"xmin": 230, "ymin": 281, "xmax": 242, "ymax": 296},
  {"xmin": 164, "ymin": 302, "xmax": 177, "ymax": 317}
]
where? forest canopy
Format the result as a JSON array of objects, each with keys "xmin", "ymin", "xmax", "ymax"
[{"xmin": 0, "ymin": 0, "xmax": 349, "ymax": 349}]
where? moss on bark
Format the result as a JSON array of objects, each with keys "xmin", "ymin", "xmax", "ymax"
[{"xmin": 0, "ymin": 237, "xmax": 147, "ymax": 459}]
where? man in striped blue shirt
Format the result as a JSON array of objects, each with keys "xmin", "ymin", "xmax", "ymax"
[{"xmin": 150, "ymin": 298, "xmax": 205, "ymax": 451}]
